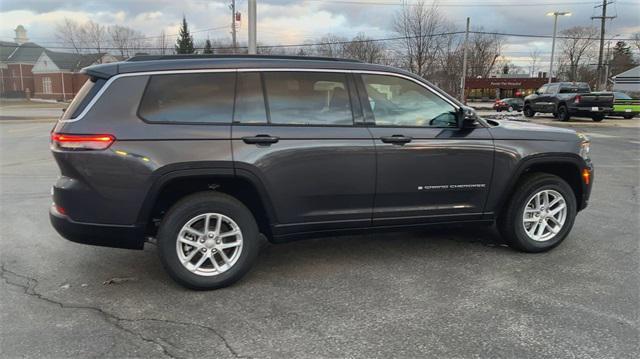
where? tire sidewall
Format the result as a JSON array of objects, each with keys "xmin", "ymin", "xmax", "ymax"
[
  {"xmin": 558, "ymin": 106, "xmax": 569, "ymax": 121},
  {"xmin": 511, "ymin": 177, "xmax": 577, "ymax": 252},
  {"xmin": 158, "ymin": 193, "xmax": 259, "ymax": 290},
  {"xmin": 524, "ymin": 105, "xmax": 534, "ymax": 117}
]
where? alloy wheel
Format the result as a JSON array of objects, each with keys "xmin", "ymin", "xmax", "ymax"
[
  {"xmin": 176, "ymin": 213, "xmax": 243, "ymax": 276},
  {"xmin": 522, "ymin": 189, "xmax": 567, "ymax": 242}
]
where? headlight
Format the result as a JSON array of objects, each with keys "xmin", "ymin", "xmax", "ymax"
[{"xmin": 579, "ymin": 141, "xmax": 590, "ymax": 159}]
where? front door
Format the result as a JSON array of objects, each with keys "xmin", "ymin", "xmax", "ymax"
[
  {"xmin": 357, "ymin": 73, "xmax": 494, "ymax": 226},
  {"xmin": 232, "ymin": 71, "xmax": 376, "ymax": 236}
]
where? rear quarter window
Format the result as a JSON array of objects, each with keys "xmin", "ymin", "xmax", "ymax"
[
  {"xmin": 138, "ymin": 72, "xmax": 236, "ymax": 124},
  {"xmin": 62, "ymin": 77, "xmax": 106, "ymax": 120}
]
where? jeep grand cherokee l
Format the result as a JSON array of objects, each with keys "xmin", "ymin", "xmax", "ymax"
[{"xmin": 50, "ymin": 55, "xmax": 593, "ymax": 290}]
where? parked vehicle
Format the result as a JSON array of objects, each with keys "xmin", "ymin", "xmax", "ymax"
[
  {"xmin": 608, "ymin": 92, "xmax": 639, "ymax": 119},
  {"xmin": 493, "ymin": 98, "xmax": 523, "ymax": 112},
  {"xmin": 50, "ymin": 55, "xmax": 593, "ymax": 289},
  {"xmin": 523, "ymin": 82, "xmax": 614, "ymax": 122}
]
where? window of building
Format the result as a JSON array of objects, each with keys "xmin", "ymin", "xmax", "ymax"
[
  {"xmin": 362, "ymin": 74, "xmax": 457, "ymax": 128},
  {"xmin": 138, "ymin": 72, "xmax": 236, "ymax": 124},
  {"xmin": 42, "ymin": 77, "xmax": 52, "ymax": 94},
  {"xmin": 263, "ymin": 72, "xmax": 353, "ymax": 126}
]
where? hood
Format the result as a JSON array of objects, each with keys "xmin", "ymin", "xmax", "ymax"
[{"xmin": 486, "ymin": 119, "xmax": 581, "ymax": 142}]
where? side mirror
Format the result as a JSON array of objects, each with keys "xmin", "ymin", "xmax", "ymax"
[
  {"xmin": 534, "ymin": 90, "xmax": 541, "ymax": 95},
  {"xmin": 457, "ymin": 106, "xmax": 477, "ymax": 129}
]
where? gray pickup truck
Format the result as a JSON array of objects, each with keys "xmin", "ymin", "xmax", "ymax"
[{"xmin": 523, "ymin": 82, "xmax": 614, "ymax": 122}]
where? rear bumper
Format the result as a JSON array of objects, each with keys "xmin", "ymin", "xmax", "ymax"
[
  {"xmin": 570, "ymin": 107, "xmax": 613, "ymax": 116},
  {"xmin": 49, "ymin": 205, "xmax": 145, "ymax": 250}
]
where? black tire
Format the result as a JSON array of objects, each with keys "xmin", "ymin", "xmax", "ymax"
[
  {"xmin": 498, "ymin": 173, "xmax": 577, "ymax": 253},
  {"xmin": 623, "ymin": 115, "xmax": 634, "ymax": 119},
  {"xmin": 523, "ymin": 105, "xmax": 535, "ymax": 118},
  {"xmin": 157, "ymin": 192, "xmax": 260, "ymax": 290},
  {"xmin": 592, "ymin": 114, "xmax": 604, "ymax": 122},
  {"xmin": 557, "ymin": 105, "xmax": 570, "ymax": 121}
]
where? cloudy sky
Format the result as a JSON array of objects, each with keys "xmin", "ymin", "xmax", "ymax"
[{"xmin": 1, "ymin": 0, "xmax": 639, "ymax": 68}]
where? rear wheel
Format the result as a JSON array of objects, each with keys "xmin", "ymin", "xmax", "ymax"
[
  {"xmin": 557, "ymin": 105, "xmax": 570, "ymax": 121},
  {"xmin": 523, "ymin": 105, "xmax": 535, "ymax": 118},
  {"xmin": 592, "ymin": 114, "xmax": 604, "ymax": 122},
  {"xmin": 157, "ymin": 192, "xmax": 260, "ymax": 290},
  {"xmin": 623, "ymin": 114, "xmax": 634, "ymax": 119},
  {"xmin": 498, "ymin": 173, "xmax": 577, "ymax": 253}
]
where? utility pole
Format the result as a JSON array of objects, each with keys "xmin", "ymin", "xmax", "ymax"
[
  {"xmin": 460, "ymin": 17, "xmax": 470, "ymax": 103},
  {"xmin": 592, "ymin": 0, "xmax": 616, "ymax": 90},
  {"xmin": 230, "ymin": 0, "xmax": 237, "ymax": 50},
  {"xmin": 248, "ymin": 0, "xmax": 257, "ymax": 54}
]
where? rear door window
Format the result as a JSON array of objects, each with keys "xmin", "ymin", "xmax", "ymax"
[
  {"xmin": 262, "ymin": 72, "xmax": 354, "ymax": 126},
  {"xmin": 139, "ymin": 72, "xmax": 236, "ymax": 124}
]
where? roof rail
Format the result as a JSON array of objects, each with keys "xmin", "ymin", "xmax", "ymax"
[{"xmin": 126, "ymin": 54, "xmax": 362, "ymax": 63}]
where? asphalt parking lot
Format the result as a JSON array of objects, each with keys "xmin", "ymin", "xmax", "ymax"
[{"xmin": 1, "ymin": 114, "xmax": 638, "ymax": 358}]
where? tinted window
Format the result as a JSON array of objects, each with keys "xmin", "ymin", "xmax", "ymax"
[
  {"xmin": 139, "ymin": 73, "xmax": 235, "ymax": 123},
  {"xmin": 547, "ymin": 84, "xmax": 559, "ymax": 94},
  {"xmin": 614, "ymin": 92, "xmax": 632, "ymax": 100},
  {"xmin": 362, "ymin": 74, "xmax": 457, "ymax": 128},
  {"xmin": 234, "ymin": 73, "xmax": 267, "ymax": 124},
  {"xmin": 263, "ymin": 72, "xmax": 353, "ymax": 125},
  {"xmin": 64, "ymin": 78, "xmax": 106, "ymax": 119},
  {"xmin": 559, "ymin": 86, "xmax": 590, "ymax": 94}
]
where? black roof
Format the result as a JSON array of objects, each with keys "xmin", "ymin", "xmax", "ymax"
[{"xmin": 82, "ymin": 55, "xmax": 405, "ymax": 80}]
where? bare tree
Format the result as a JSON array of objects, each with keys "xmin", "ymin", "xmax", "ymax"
[
  {"xmin": 343, "ymin": 33, "xmax": 386, "ymax": 63},
  {"xmin": 109, "ymin": 25, "xmax": 147, "ymax": 58},
  {"xmin": 434, "ymin": 29, "xmax": 463, "ymax": 94},
  {"xmin": 393, "ymin": 0, "xmax": 448, "ymax": 77},
  {"xmin": 467, "ymin": 29, "xmax": 502, "ymax": 78},
  {"xmin": 155, "ymin": 30, "xmax": 171, "ymax": 55},
  {"xmin": 83, "ymin": 20, "xmax": 107, "ymax": 60},
  {"xmin": 528, "ymin": 48, "xmax": 541, "ymax": 76},
  {"xmin": 55, "ymin": 18, "xmax": 85, "ymax": 54},
  {"xmin": 314, "ymin": 34, "xmax": 348, "ymax": 58},
  {"xmin": 633, "ymin": 32, "xmax": 640, "ymax": 53},
  {"xmin": 559, "ymin": 26, "xmax": 598, "ymax": 81}
]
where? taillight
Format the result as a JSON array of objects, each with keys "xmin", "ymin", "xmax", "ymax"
[
  {"xmin": 51, "ymin": 133, "xmax": 115, "ymax": 150},
  {"xmin": 574, "ymin": 95, "xmax": 581, "ymax": 104}
]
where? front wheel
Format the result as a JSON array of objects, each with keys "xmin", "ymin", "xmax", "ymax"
[
  {"xmin": 498, "ymin": 173, "xmax": 577, "ymax": 253},
  {"xmin": 157, "ymin": 192, "xmax": 260, "ymax": 290},
  {"xmin": 523, "ymin": 105, "xmax": 535, "ymax": 118},
  {"xmin": 508, "ymin": 106, "xmax": 514, "ymax": 112}
]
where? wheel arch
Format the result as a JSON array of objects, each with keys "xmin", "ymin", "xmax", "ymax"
[
  {"xmin": 495, "ymin": 154, "xmax": 587, "ymax": 217},
  {"xmin": 137, "ymin": 166, "xmax": 277, "ymax": 240}
]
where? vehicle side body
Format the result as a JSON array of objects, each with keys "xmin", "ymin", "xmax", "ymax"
[
  {"xmin": 50, "ymin": 57, "xmax": 593, "ymax": 251},
  {"xmin": 524, "ymin": 82, "xmax": 613, "ymax": 120},
  {"xmin": 493, "ymin": 97, "xmax": 523, "ymax": 112},
  {"xmin": 608, "ymin": 92, "xmax": 639, "ymax": 118}
]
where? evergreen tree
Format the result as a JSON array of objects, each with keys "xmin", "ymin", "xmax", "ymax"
[
  {"xmin": 610, "ymin": 41, "xmax": 636, "ymax": 76},
  {"xmin": 203, "ymin": 39, "xmax": 213, "ymax": 54},
  {"xmin": 175, "ymin": 17, "xmax": 195, "ymax": 54}
]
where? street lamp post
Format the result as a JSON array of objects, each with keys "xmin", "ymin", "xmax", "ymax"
[{"xmin": 547, "ymin": 11, "xmax": 571, "ymax": 84}]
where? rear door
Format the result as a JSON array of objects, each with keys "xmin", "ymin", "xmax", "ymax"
[
  {"xmin": 356, "ymin": 73, "xmax": 494, "ymax": 226},
  {"xmin": 232, "ymin": 71, "xmax": 376, "ymax": 236}
]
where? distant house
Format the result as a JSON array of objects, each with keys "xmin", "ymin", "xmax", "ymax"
[
  {"xmin": 0, "ymin": 25, "xmax": 117, "ymax": 101},
  {"xmin": 31, "ymin": 51, "xmax": 116, "ymax": 101},
  {"xmin": 612, "ymin": 66, "xmax": 640, "ymax": 96}
]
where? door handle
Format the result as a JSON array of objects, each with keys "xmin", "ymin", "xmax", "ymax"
[
  {"xmin": 380, "ymin": 135, "xmax": 412, "ymax": 144},
  {"xmin": 242, "ymin": 134, "xmax": 280, "ymax": 145}
]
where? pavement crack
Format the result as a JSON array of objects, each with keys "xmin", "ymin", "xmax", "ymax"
[{"xmin": 0, "ymin": 263, "xmax": 242, "ymax": 358}]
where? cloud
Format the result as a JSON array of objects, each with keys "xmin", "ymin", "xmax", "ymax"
[{"xmin": 0, "ymin": 0, "xmax": 637, "ymax": 67}]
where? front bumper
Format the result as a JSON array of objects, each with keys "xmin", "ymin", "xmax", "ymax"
[
  {"xmin": 579, "ymin": 163, "xmax": 594, "ymax": 211},
  {"xmin": 49, "ymin": 205, "xmax": 145, "ymax": 250}
]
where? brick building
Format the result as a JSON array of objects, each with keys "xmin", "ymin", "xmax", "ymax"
[{"xmin": 1, "ymin": 25, "xmax": 117, "ymax": 101}]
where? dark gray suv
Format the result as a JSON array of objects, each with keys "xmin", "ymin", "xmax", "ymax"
[{"xmin": 50, "ymin": 55, "xmax": 593, "ymax": 289}]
